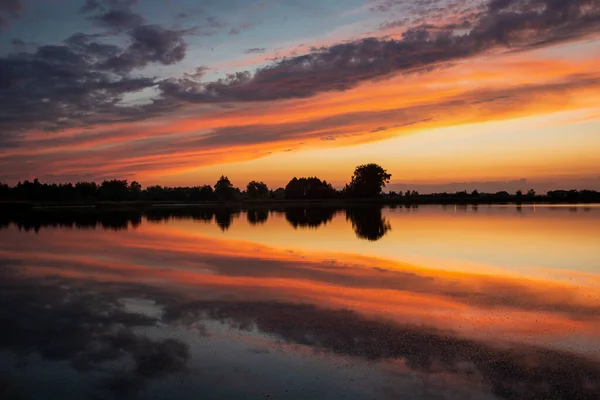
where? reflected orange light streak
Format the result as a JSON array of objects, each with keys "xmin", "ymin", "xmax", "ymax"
[{"xmin": 2, "ymin": 215, "xmax": 599, "ymax": 352}]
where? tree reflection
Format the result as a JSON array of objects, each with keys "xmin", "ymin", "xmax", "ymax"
[
  {"xmin": 2, "ymin": 206, "xmax": 393, "ymax": 240},
  {"xmin": 284, "ymin": 207, "xmax": 338, "ymax": 228},
  {"xmin": 345, "ymin": 207, "xmax": 391, "ymax": 241},
  {"xmin": 246, "ymin": 208, "xmax": 269, "ymax": 225},
  {"xmin": 215, "ymin": 208, "xmax": 236, "ymax": 231}
]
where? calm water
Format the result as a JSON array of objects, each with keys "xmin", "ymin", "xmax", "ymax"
[{"xmin": 1, "ymin": 205, "xmax": 599, "ymax": 400}]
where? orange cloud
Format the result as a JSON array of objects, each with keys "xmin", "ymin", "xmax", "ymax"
[{"xmin": 3, "ymin": 41, "xmax": 600, "ymax": 184}]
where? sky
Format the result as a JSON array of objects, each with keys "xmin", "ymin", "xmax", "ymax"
[{"xmin": 1, "ymin": 0, "xmax": 599, "ymax": 192}]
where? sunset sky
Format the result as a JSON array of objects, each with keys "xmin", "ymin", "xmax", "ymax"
[{"xmin": 1, "ymin": 0, "xmax": 599, "ymax": 192}]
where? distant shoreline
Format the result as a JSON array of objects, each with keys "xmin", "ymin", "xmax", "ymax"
[{"xmin": 1, "ymin": 196, "xmax": 600, "ymax": 211}]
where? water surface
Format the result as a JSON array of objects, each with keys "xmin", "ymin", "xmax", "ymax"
[{"xmin": 1, "ymin": 205, "xmax": 599, "ymax": 399}]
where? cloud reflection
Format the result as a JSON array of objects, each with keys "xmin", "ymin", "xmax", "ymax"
[
  {"xmin": 0, "ymin": 264, "xmax": 190, "ymax": 398},
  {"xmin": 164, "ymin": 300, "xmax": 600, "ymax": 400}
]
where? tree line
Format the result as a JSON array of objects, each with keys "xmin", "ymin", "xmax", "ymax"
[
  {"xmin": 0, "ymin": 164, "xmax": 392, "ymax": 202},
  {"xmin": 1, "ymin": 163, "xmax": 599, "ymax": 203}
]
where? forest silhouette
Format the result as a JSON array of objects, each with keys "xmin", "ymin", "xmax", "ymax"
[{"xmin": 1, "ymin": 163, "xmax": 599, "ymax": 204}]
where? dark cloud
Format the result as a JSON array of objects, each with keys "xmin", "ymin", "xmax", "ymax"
[
  {"xmin": 0, "ymin": 0, "xmax": 23, "ymax": 29},
  {"xmin": 81, "ymin": 0, "xmax": 145, "ymax": 33},
  {"xmin": 101, "ymin": 24, "xmax": 187, "ymax": 71},
  {"xmin": 369, "ymin": 0, "xmax": 407, "ymax": 13},
  {"xmin": 90, "ymin": 8, "xmax": 145, "ymax": 30},
  {"xmin": 244, "ymin": 47, "xmax": 267, "ymax": 54},
  {"xmin": 185, "ymin": 65, "xmax": 210, "ymax": 79},
  {"xmin": 0, "ymin": 22, "xmax": 188, "ymax": 138},
  {"xmin": 2, "ymin": 0, "xmax": 599, "ymax": 151},
  {"xmin": 160, "ymin": 0, "xmax": 600, "ymax": 103},
  {"xmin": 378, "ymin": 18, "xmax": 410, "ymax": 30}
]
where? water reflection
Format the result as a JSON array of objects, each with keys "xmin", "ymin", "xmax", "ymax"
[
  {"xmin": 0, "ymin": 205, "xmax": 599, "ymax": 399},
  {"xmin": 0, "ymin": 267, "xmax": 189, "ymax": 399},
  {"xmin": 283, "ymin": 206, "xmax": 338, "ymax": 229},
  {"xmin": 345, "ymin": 207, "xmax": 391, "ymax": 241},
  {"xmin": 0, "ymin": 205, "xmax": 393, "ymax": 241}
]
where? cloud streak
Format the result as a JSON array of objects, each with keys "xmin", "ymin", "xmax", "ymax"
[
  {"xmin": 1, "ymin": 0, "xmax": 599, "ymax": 183},
  {"xmin": 158, "ymin": 0, "xmax": 600, "ymax": 103}
]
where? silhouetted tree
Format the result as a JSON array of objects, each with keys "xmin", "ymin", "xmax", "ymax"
[
  {"xmin": 129, "ymin": 181, "xmax": 142, "ymax": 200},
  {"xmin": 0, "ymin": 182, "xmax": 9, "ymax": 200},
  {"xmin": 246, "ymin": 181, "xmax": 269, "ymax": 199},
  {"xmin": 345, "ymin": 164, "xmax": 391, "ymax": 198},
  {"xmin": 284, "ymin": 177, "xmax": 336, "ymax": 200},
  {"xmin": 345, "ymin": 207, "xmax": 391, "ymax": 241},
  {"xmin": 99, "ymin": 180, "xmax": 129, "ymax": 201},
  {"xmin": 75, "ymin": 181, "xmax": 98, "ymax": 200},
  {"xmin": 189, "ymin": 185, "xmax": 214, "ymax": 201},
  {"xmin": 214, "ymin": 176, "xmax": 236, "ymax": 201},
  {"xmin": 4, "ymin": 176, "xmax": 599, "ymax": 205},
  {"xmin": 270, "ymin": 188, "xmax": 285, "ymax": 199}
]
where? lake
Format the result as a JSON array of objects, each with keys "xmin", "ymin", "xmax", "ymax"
[{"xmin": 1, "ymin": 204, "xmax": 599, "ymax": 400}]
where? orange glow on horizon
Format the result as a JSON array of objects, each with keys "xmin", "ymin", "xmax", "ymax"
[{"xmin": 4, "ymin": 39, "xmax": 600, "ymax": 187}]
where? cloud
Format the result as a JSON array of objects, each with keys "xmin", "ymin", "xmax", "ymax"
[
  {"xmin": 3, "ymin": 0, "xmax": 600, "ymax": 139},
  {"xmin": 159, "ymin": 0, "xmax": 600, "ymax": 103},
  {"xmin": 378, "ymin": 18, "xmax": 410, "ymax": 31},
  {"xmin": 185, "ymin": 65, "xmax": 210, "ymax": 79},
  {"xmin": 101, "ymin": 25, "xmax": 187, "ymax": 71},
  {"xmin": 0, "ymin": 23, "xmax": 189, "ymax": 138},
  {"xmin": 81, "ymin": 0, "xmax": 144, "ymax": 31},
  {"xmin": 0, "ymin": 0, "xmax": 23, "ymax": 29},
  {"xmin": 2, "ymin": 68, "xmax": 597, "ymax": 182},
  {"xmin": 244, "ymin": 47, "xmax": 267, "ymax": 54},
  {"xmin": 90, "ymin": 8, "xmax": 145, "ymax": 30},
  {"xmin": 79, "ymin": 0, "xmax": 138, "ymax": 14}
]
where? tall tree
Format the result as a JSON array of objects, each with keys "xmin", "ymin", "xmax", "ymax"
[
  {"xmin": 214, "ymin": 176, "xmax": 236, "ymax": 201},
  {"xmin": 284, "ymin": 177, "xmax": 336, "ymax": 200},
  {"xmin": 346, "ymin": 164, "xmax": 391, "ymax": 198},
  {"xmin": 246, "ymin": 181, "xmax": 269, "ymax": 199}
]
